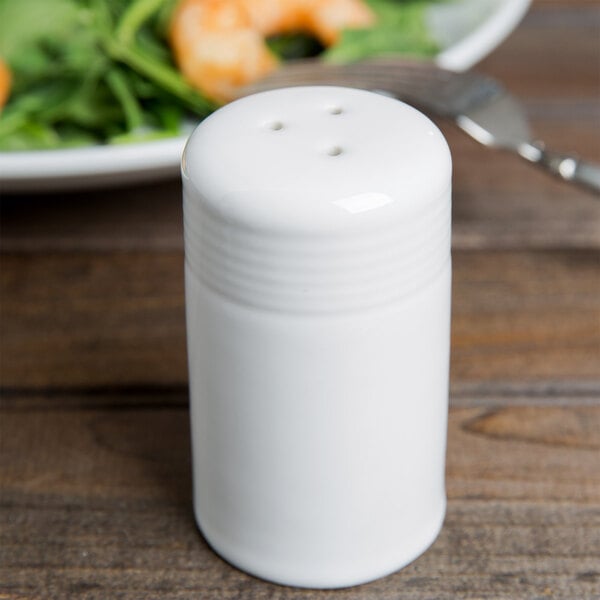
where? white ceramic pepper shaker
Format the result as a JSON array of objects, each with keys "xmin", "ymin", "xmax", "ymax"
[{"xmin": 182, "ymin": 86, "xmax": 452, "ymax": 589}]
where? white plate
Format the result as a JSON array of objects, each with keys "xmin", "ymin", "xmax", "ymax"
[{"xmin": 0, "ymin": 0, "xmax": 530, "ymax": 193}]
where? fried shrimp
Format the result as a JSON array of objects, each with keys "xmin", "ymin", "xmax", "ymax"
[
  {"xmin": 169, "ymin": 0, "xmax": 279, "ymax": 104},
  {"xmin": 169, "ymin": 0, "xmax": 376, "ymax": 103},
  {"xmin": 301, "ymin": 0, "xmax": 376, "ymax": 46},
  {"xmin": 0, "ymin": 58, "xmax": 11, "ymax": 110},
  {"xmin": 236, "ymin": 0, "xmax": 375, "ymax": 45}
]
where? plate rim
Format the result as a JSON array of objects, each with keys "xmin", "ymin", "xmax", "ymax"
[
  {"xmin": 0, "ymin": 0, "xmax": 531, "ymax": 191},
  {"xmin": 435, "ymin": 0, "xmax": 532, "ymax": 71}
]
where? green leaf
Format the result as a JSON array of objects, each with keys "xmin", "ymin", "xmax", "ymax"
[
  {"xmin": 0, "ymin": 0, "xmax": 441, "ymax": 151},
  {"xmin": 0, "ymin": 0, "xmax": 81, "ymax": 63},
  {"xmin": 325, "ymin": 0, "xmax": 438, "ymax": 62}
]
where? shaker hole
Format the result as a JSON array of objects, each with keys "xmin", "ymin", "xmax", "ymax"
[
  {"xmin": 269, "ymin": 121, "xmax": 284, "ymax": 131},
  {"xmin": 327, "ymin": 145, "xmax": 343, "ymax": 156},
  {"xmin": 329, "ymin": 106, "xmax": 343, "ymax": 115}
]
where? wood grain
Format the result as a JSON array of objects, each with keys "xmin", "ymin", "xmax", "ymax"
[
  {"xmin": 2, "ymin": 128, "xmax": 599, "ymax": 253},
  {"xmin": 1, "ymin": 392, "xmax": 599, "ymax": 599},
  {"xmin": 1, "ymin": 249, "xmax": 599, "ymax": 389},
  {"xmin": 483, "ymin": 2, "xmax": 600, "ymax": 100}
]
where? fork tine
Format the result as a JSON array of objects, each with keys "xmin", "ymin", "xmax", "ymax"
[
  {"xmin": 239, "ymin": 58, "xmax": 504, "ymax": 118},
  {"xmin": 238, "ymin": 58, "xmax": 449, "ymax": 102},
  {"xmin": 251, "ymin": 58, "xmax": 439, "ymax": 85}
]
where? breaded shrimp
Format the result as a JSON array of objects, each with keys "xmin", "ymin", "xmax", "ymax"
[
  {"xmin": 169, "ymin": 0, "xmax": 279, "ymax": 103},
  {"xmin": 0, "ymin": 58, "xmax": 11, "ymax": 110},
  {"xmin": 237, "ymin": 0, "xmax": 306, "ymax": 37},
  {"xmin": 169, "ymin": 0, "xmax": 376, "ymax": 103},
  {"xmin": 237, "ymin": 0, "xmax": 375, "ymax": 44},
  {"xmin": 303, "ymin": 0, "xmax": 376, "ymax": 46}
]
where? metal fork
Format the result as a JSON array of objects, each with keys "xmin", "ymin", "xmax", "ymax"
[{"xmin": 239, "ymin": 58, "xmax": 600, "ymax": 194}]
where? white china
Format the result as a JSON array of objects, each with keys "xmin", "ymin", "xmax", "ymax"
[
  {"xmin": 0, "ymin": 0, "xmax": 530, "ymax": 192},
  {"xmin": 183, "ymin": 86, "xmax": 452, "ymax": 588}
]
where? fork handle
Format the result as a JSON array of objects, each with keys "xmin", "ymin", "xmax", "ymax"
[{"xmin": 520, "ymin": 142, "xmax": 600, "ymax": 195}]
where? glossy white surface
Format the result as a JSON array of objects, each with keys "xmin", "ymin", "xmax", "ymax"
[
  {"xmin": 1, "ymin": 0, "xmax": 529, "ymax": 192},
  {"xmin": 431, "ymin": 0, "xmax": 531, "ymax": 71},
  {"xmin": 186, "ymin": 262, "xmax": 451, "ymax": 588},
  {"xmin": 183, "ymin": 87, "xmax": 452, "ymax": 587},
  {"xmin": 0, "ymin": 136, "xmax": 186, "ymax": 193},
  {"xmin": 183, "ymin": 87, "xmax": 451, "ymax": 313}
]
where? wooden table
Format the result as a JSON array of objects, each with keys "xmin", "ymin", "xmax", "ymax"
[{"xmin": 1, "ymin": 1, "xmax": 599, "ymax": 598}]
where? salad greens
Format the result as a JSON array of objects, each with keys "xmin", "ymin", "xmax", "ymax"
[
  {"xmin": 326, "ymin": 0, "xmax": 439, "ymax": 62},
  {"xmin": 0, "ymin": 0, "xmax": 438, "ymax": 151}
]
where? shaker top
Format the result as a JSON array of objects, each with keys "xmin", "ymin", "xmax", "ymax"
[
  {"xmin": 182, "ymin": 87, "xmax": 451, "ymax": 313},
  {"xmin": 183, "ymin": 86, "xmax": 451, "ymax": 235}
]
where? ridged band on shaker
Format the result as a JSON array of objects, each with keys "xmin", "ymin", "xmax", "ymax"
[{"xmin": 183, "ymin": 188, "xmax": 451, "ymax": 313}]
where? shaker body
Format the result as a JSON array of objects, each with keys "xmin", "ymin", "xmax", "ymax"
[
  {"xmin": 186, "ymin": 260, "xmax": 450, "ymax": 588},
  {"xmin": 183, "ymin": 86, "xmax": 452, "ymax": 588}
]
